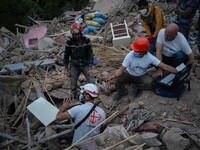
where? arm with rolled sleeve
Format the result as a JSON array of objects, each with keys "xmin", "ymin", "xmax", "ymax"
[
  {"xmin": 56, "ymin": 100, "xmax": 72, "ymax": 121},
  {"xmin": 187, "ymin": 53, "xmax": 195, "ymax": 65},
  {"xmin": 158, "ymin": 62, "xmax": 178, "ymax": 74},
  {"xmin": 180, "ymin": 35, "xmax": 195, "ymax": 65}
]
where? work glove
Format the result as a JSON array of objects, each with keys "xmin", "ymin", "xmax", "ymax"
[{"xmin": 147, "ymin": 34, "xmax": 155, "ymax": 42}]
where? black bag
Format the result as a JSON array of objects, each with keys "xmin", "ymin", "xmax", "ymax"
[{"xmin": 153, "ymin": 64, "xmax": 192, "ymax": 100}]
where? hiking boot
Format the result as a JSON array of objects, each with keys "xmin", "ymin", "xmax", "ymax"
[{"xmin": 112, "ymin": 88, "xmax": 128, "ymax": 101}]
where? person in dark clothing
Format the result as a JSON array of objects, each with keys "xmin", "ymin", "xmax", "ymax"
[
  {"xmin": 64, "ymin": 23, "xmax": 95, "ymax": 99},
  {"xmin": 174, "ymin": 0, "xmax": 198, "ymax": 40},
  {"xmin": 197, "ymin": 0, "xmax": 200, "ymax": 46}
]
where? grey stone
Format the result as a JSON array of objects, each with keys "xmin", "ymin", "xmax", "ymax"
[{"xmin": 162, "ymin": 127, "xmax": 190, "ymax": 150}]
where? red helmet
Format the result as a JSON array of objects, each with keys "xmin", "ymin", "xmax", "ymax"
[
  {"xmin": 70, "ymin": 23, "xmax": 83, "ymax": 34},
  {"xmin": 130, "ymin": 38, "xmax": 150, "ymax": 52}
]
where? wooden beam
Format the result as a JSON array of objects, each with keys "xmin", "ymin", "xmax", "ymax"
[
  {"xmin": 0, "ymin": 132, "xmax": 27, "ymax": 144},
  {"xmin": 104, "ymin": 133, "xmax": 139, "ymax": 150}
]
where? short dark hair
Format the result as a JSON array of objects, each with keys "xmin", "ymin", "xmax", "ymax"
[
  {"xmin": 138, "ymin": 0, "xmax": 148, "ymax": 7},
  {"xmin": 84, "ymin": 92, "xmax": 95, "ymax": 100}
]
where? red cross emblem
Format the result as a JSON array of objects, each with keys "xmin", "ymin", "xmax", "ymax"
[{"xmin": 89, "ymin": 109, "xmax": 102, "ymax": 124}]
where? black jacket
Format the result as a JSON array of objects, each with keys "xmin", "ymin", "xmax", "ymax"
[{"xmin": 64, "ymin": 36, "xmax": 93, "ymax": 67}]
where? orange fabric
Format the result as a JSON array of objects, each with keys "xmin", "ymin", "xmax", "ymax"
[{"xmin": 142, "ymin": 3, "xmax": 166, "ymax": 38}]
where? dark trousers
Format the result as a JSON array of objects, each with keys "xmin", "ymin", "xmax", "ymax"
[
  {"xmin": 162, "ymin": 51, "xmax": 187, "ymax": 67},
  {"xmin": 198, "ymin": 11, "xmax": 200, "ymax": 44},
  {"xmin": 115, "ymin": 72, "xmax": 153, "ymax": 89},
  {"xmin": 70, "ymin": 65, "xmax": 94, "ymax": 90},
  {"xmin": 149, "ymin": 38, "xmax": 156, "ymax": 56}
]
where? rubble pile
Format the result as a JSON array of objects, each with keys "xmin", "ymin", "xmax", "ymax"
[{"xmin": 0, "ymin": 0, "xmax": 200, "ymax": 150}]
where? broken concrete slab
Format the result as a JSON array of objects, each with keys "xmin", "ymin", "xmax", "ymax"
[
  {"xmin": 54, "ymin": 35, "xmax": 67, "ymax": 45},
  {"xmin": 0, "ymin": 58, "xmax": 56, "ymax": 75},
  {"xmin": 23, "ymin": 26, "xmax": 47, "ymax": 49},
  {"xmin": 162, "ymin": 127, "xmax": 190, "ymax": 150}
]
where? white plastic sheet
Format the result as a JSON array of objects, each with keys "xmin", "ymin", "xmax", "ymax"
[{"xmin": 27, "ymin": 97, "xmax": 59, "ymax": 126}]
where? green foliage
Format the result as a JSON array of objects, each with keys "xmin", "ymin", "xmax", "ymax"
[
  {"xmin": 0, "ymin": 0, "xmax": 88, "ymax": 33},
  {"xmin": 0, "ymin": 0, "xmax": 42, "ymax": 33},
  {"xmin": 37, "ymin": 0, "xmax": 64, "ymax": 19},
  {"xmin": 74, "ymin": 0, "xmax": 89, "ymax": 10}
]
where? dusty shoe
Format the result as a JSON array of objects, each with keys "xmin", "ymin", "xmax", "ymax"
[{"xmin": 112, "ymin": 88, "xmax": 128, "ymax": 101}]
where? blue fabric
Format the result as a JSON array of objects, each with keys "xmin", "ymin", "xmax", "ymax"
[
  {"xmin": 91, "ymin": 56, "xmax": 99, "ymax": 66},
  {"xmin": 92, "ymin": 17, "xmax": 105, "ymax": 25},
  {"xmin": 155, "ymin": 84, "xmax": 185, "ymax": 98},
  {"xmin": 133, "ymin": 52, "xmax": 140, "ymax": 58},
  {"xmin": 87, "ymin": 25, "xmax": 101, "ymax": 32},
  {"xmin": 94, "ymin": 13, "xmax": 108, "ymax": 19},
  {"xmin": 82, "ymin": 28, "xmax": 90, "ymax": 35},
  {"xmin": 82, "ymin": 26, "xmax": 101, "ymax": 35}
]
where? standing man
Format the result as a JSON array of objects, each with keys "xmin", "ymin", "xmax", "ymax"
[
  {"xmin": 109, "ymin": 38, "xmax": 178, "ymax": 101},
  {"xmin": 197, "ymin": 0, "xmax": 200, "ymax": 46},
  {"xmin": 56, "ymin": 83, "xmax": 106, "ymax": 144},
  {"xmin": 137, "ymin": 0, "xmax": 166, "ymax": 55},
  {"xmin": 156, "ymin": 23, "xmax": 195, "ymax": 76},
  {"xmin": 174, "ymin": 0, "xmax": 198, "ymax": 39},
  {"xmin": 64, "ymin": 23, "xmax": 95, "ymax": 99}
]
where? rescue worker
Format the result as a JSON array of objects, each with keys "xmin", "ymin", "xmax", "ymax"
[
  {"xmin": 109, "ymin": 38, "xmax": 178, "ymax": 101},
  {"xmin": 174, "ymin": 0, "xmax": 198, "ymax": 40},
  {"xmin": 138, "ymin": 0, "xmax": 165, "ymax": 55},
  {"xmin": 56, "ymin": 83, "xmax": 106, "ymax": 144},
  {"xmin": 156, "ymin": 23, "xmax": 195, "ymax": 76},
  {"xmin": 64, "ymin": 23, "xmax": 95, "ymax": 99},
  {"xmin": 198, "ymin": 0, "xmax": 200, "ymax": 47}
]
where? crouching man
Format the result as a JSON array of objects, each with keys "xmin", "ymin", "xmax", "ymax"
[
  {"xmin": 109, "ymin": 38, "xmax": 178, "ymax": 101},
  {"xmin": 56, "ymin": 83, "xmax": 106, "ymax": 144}
]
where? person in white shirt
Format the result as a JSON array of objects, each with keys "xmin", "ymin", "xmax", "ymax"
[
  {"xmin": 109, "ymin": 38, "xmax": 178, "ymax": 101},
  {"xmin": 156, "ymin": 23, "xmax": 194, "ymax": 76},
  {"xmin": 56, "ymin": 83, "xmax": 106, "ymax": 144}
]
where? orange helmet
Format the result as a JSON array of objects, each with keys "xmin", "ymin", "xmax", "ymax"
[
  {"xmin": 130, "ymin": 38, "xmax": 150, "ymax": 52},
  {"xmin": 70, "ymin": 23, "xmax": 83, "ymax": 34}
]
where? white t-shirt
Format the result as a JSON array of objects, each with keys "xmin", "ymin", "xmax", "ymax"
[
  {"xmin": 157, "ymin": 29, "xmax": 192, "ymax": 57},
  {"xmin": 68, "ymin": 102, "xmax": 106, "ymax": 144},
  {"xmin": 122, "ymin": 51, "xmax": 160, "ymax": 76}
]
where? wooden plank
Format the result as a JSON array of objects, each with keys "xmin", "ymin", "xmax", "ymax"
[{"xmin": 49, "ymin": 88, "xmax": 71, "ymax": 99}]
